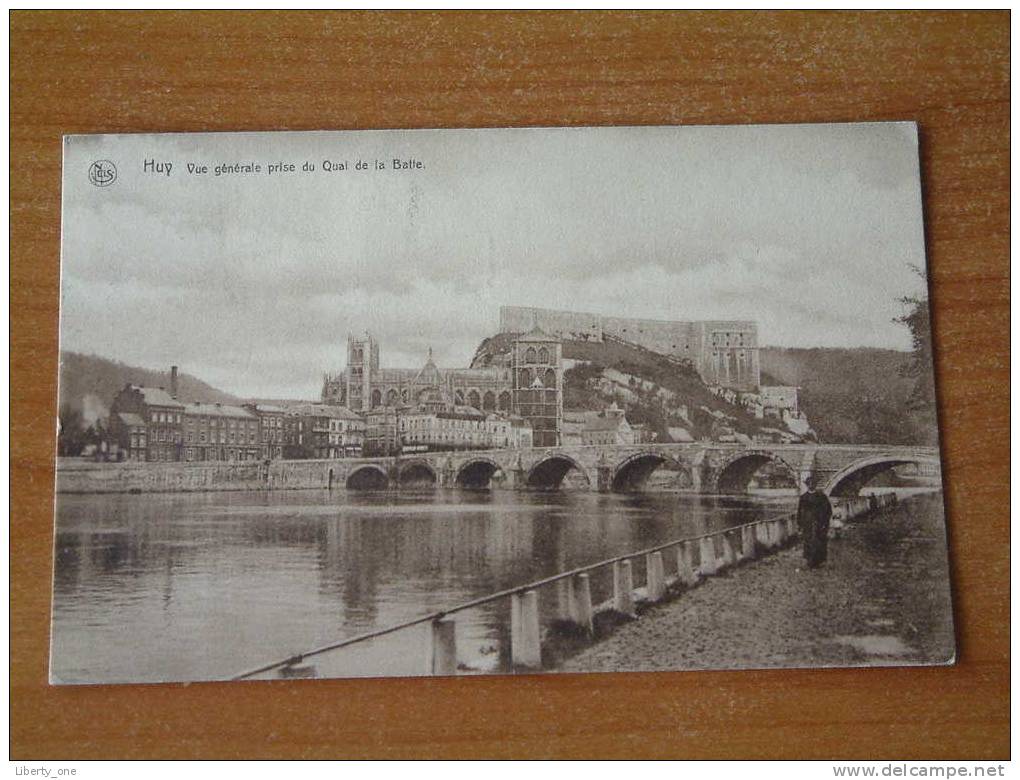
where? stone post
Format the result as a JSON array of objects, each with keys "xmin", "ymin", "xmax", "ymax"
[
  {"xmin": 613, "ymin": 560, "xmax": 636, "ymax": 616},
  {"xmin": 699, "ymin": 536, "xmax": 718, "ymax": 576},
  {"xmin": 773, "ymin": 519, "xmax": 787, "ymax": 546},
  {"xmin": 427, "ymin": 618, "xmax": 457, "ymax": 676},
  {"xmin": 573, "ymin": 573, "xmax": 594, "ymax": 635},
  {"xmin": 646, "ymin": 552, "xmax": 666, "ymax": 602},
  {"xmin": 676, "ymin": 542, "xmax": 699, "ymax": 587},
  {"xmin": 510, "ymin": 590, "xmax": 542, "ymax": 670},
  {"xmin": 720, "ymin": 533, "xmax": 736, "ymax": 569},
  {"xmin": 556, "ymin": 576, "xmax": 577, "ymax": 624},
  {"xmin": 741, "ymin": 525, "xmax": 757, "ymax": 560}
]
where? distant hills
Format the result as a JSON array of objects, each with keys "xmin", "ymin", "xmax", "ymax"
[{"xmin": 760, "ymin": 347, "xmax": 936, "ymax": 446}]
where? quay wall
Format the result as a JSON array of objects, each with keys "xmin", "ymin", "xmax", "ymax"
[{"xmin": 55, "ymin": 459, "xmax": 342, "ymax": 494}]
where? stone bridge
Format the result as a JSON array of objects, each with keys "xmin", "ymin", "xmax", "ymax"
[{"xmin": 324, "ymin": 443, "xmax": 941, "ymax": 496}]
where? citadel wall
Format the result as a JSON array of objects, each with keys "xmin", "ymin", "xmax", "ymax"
[{"xmin": 499, "ymin": 305, "xmax": 760, "ymax": 390}]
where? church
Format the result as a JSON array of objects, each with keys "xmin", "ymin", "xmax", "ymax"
[{"xmin": 322, "ymin": 327, "xmax": 564, "ymax": 447}]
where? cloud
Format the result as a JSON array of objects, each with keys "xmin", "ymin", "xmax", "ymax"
[{"xmin": 59, "ymin": 124, "xmax": 928, "ymax": 398}]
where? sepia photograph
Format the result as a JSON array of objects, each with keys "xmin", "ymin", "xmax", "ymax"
[{"xmin": 52, "ymin": 122, "xmax": 952, "ymax": 685}]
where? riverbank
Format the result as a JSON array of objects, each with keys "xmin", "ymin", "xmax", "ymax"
[{"xmin": 559, "ymin": 491, "xmax": 955, "ymax": 673}]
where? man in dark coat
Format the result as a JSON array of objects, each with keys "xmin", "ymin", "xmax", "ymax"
[{"xmin": 798, "ymin": 475, "xmax": 833, "ymax": 568}]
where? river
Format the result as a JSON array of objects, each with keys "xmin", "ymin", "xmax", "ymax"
[{"xmin": 50, "ymin": 488, "xmax": 798, "ymax": 684}]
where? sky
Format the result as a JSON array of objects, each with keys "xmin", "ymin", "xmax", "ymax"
[{"xmin": 60, "ymin": 123, "xmax": 929, "ymax": 399}]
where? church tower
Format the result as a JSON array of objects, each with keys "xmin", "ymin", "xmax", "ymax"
[
  {"xmin": 511, "ymin": 325, "xmax": 562, "ymax": 447},
  {"xmin": 345, "ymin": 333, "xmax": 379, "ymax": 412}
]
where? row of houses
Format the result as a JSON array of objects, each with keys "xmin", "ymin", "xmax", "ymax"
[
  {"xmin": 362, "ymin": 403, "xmax": 535, "ymax": 457},
  {"xmin": 105, "ymin": 369, "xmax": 536, "ymax": 463},
  {"xmin": 107, "ymin": 378, "xmax": 367, "ymax": 463}
]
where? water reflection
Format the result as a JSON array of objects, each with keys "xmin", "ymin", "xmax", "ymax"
[{"xmin": 51, "ymin": 488, "xmax": 796, "ymax": 684}]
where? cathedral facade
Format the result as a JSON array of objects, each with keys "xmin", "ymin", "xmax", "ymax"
[{"xmin": 323, "ymin": 328, "xmax": 564, "ymax": 447}]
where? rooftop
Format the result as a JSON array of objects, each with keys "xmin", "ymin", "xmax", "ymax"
[
  {"xmin": 130, "ymin": 385, "xmax": 184, "ymax": 408},
  {"xmin": 291, "ymin": 403, "xmax": 363, "ymax": 420},
  {"xmin": 184, "ymin": 402, "xmax": 256, "ymax": 419}
]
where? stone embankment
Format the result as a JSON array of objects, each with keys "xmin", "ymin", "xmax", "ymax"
[{"xmin": 54, "ymin": 458, "xmax": 334, "ymax": 494}]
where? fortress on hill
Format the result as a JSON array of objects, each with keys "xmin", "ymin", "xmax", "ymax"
[{"xmin": 499, "ymin": 305, "xmax": 760, "ymax": 391}]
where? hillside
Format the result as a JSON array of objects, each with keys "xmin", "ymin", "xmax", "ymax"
[
  {"xmin": 473, "ymin": 333, "xmax": 782, "ymax": 443},
  {"xmin": 473, "ymin": 334, "xmax": 935, "ymax": 446},
  {"xmin": 58, "ymin": 352, "xmax": 241, "ymax": 424},
  {"xmin": 760, "ymin": 347, "xmax": 936, "ymax": 446}
]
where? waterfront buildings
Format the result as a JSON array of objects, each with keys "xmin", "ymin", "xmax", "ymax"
[
  {"xmin": 244, "ymin": 403, "xmax": 288, "ymax": 460},
  {"xmin": 398, "ymin": 406, "xmax": 525, "ymax": 453},
  {"xmin": 109, "ymin": 383, "xmax": 185, "ymax": 462},
  {"xmin": 285, "ymin": 403, "xmax": 366, "ymax": 459},
  {"xmin": 181, "ymin": 402, "xmax": 261, "ymax": 462}
]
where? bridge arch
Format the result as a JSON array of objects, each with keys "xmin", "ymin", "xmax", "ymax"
[
  {"xmin": 612, "ymin": 451, "xmax": 690, "ymax": 492},
  {"xmin": 455, "ymin": 457, "xmax": 504, "ymax": 489},
  {"xmin": 824, "ymin": 453, "xmax": 940, "ymax": 498},
  {"xmin": 398, "ymin": 459, "xmax": 438, "ymax": 488},
  {"xmin": 346, "ymin": 464, "xmax": 390, "ymax": 490},
  {"xmin": 714, "ymin": 451, "xmax": 799, "ymax": 494},
  {"xmin": 526, "ymin": 453, "xmax": 591, "ymax": 490}
]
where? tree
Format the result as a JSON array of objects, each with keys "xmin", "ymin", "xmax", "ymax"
[
  {"xmin": 894, "ymin": 264, "xmax": 936, "ymax": 412},
  {"xmin": 57, "ymin": 403, "xmax": 87, "ymax": 456}
]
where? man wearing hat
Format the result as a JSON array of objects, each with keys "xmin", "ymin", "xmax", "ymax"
[{"xmin": 798, "ymin": 474, "xmax": 833, "ymax": 568}]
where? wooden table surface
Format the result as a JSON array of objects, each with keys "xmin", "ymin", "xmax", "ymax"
[{"xmin": 10, "ymin": 11, "xmax": 1009, "ymax": 759}]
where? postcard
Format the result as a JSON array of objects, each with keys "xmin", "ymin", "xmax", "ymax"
[{"xmin": 52, "ymin": 123, "xmax": 952, "ymax": 685}]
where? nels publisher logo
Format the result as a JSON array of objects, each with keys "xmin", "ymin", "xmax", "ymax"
[{"xmin": 88, "ymin": 160, "xmax": 117, "ymax": 187}]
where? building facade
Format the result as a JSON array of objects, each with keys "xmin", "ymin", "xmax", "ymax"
[
  {"xmin": 243, "ymin": 403, "xmax": 288, "ymax": 460},
  {"xmin": 363, "ymin": 406, "xmax": 401, "ymax": 457},
  {"xmin": 286, "ymin": 403, "xmax": 365, "ymax": 459},
  {"xmin": 109, "ymin": 384, "xmax": 185, "ymax": 462},
  {"xmin": 582, "ymin": 404, "xmax": 635, "ymax": 446},
  {"xmin": 181, "ymin": 402, "xmax": 262, "ymax": 462},
  {"xmin": 398, "ymin": 407, "xmax": 514, "ymax": 453}
]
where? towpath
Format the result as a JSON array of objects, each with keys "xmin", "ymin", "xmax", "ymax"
[{"xmin": 560, "ymin": 492, "xmax": 955, "ymax": 673}]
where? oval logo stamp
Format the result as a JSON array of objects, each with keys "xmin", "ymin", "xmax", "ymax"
[{"xmin": 88, "ymin": 160, "xmax": 117, "ymax": 187}]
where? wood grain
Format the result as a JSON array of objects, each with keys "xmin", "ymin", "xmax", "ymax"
[{"xmin": 10, "ymin": 11, "xmax": 1009, "ymax": 759}]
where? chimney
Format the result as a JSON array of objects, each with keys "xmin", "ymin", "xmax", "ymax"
[{"xmin": 170, "ymin": 366, "xmax": 179, "ymax": 399}]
